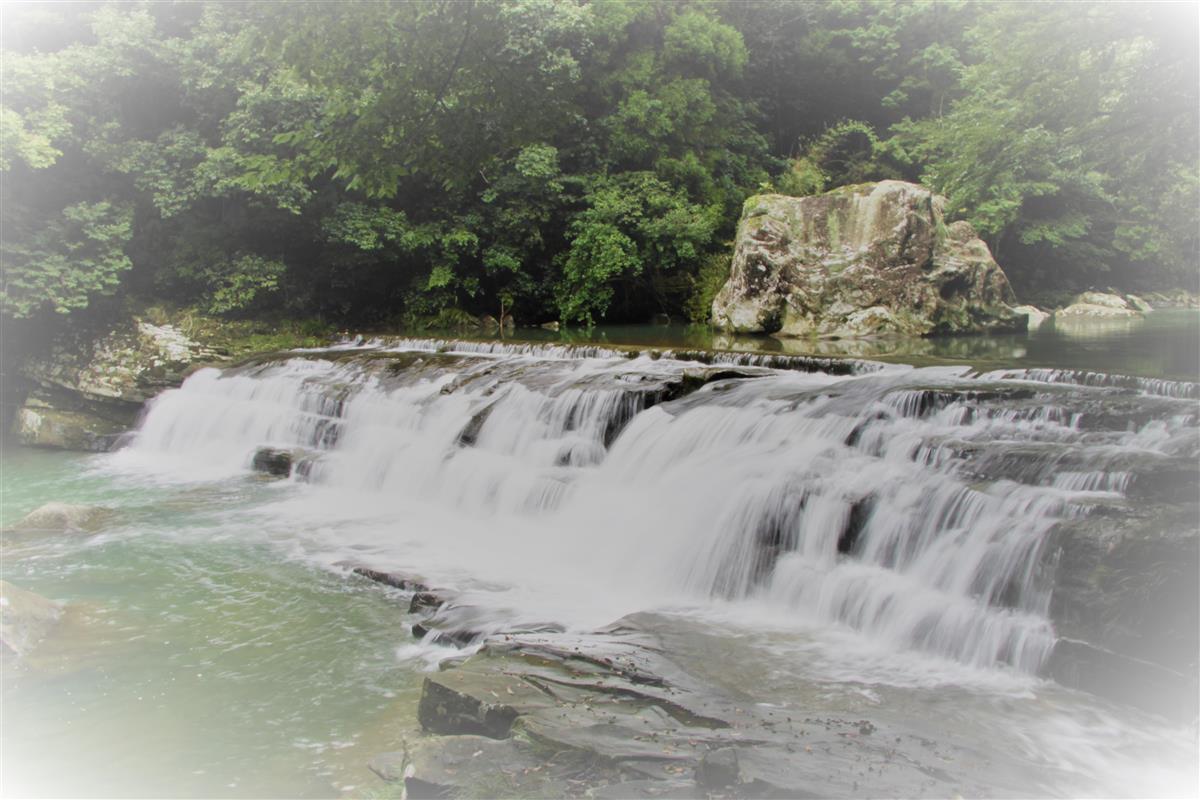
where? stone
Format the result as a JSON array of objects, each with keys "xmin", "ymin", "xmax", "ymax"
[
  {"xmin": 540, "ymin": 321, "xmax": 561, "ymax": 331},
  {"xmin": 0, "ymin": 581, "xmax": 61, "ymax": 656},
  {"xmin": 366, "ymin": 751, "xmax": 408, "ymax": 783},
  {"xmin": 417, "ymin": 669, "xmax": 554, "ymax": 738},
  {"xmin": 1055, "ymin": 292, "xmax": 1143, "ymax": 319},
  {"xmin": 1044, "ymin": 505, "xmax": 1198, "ymax": 719},
  {"xmin": 250, "ymin": 447, "xmax": 294, "ymax": 477},
  {"xmin": 10, "ymin": 502, "xmax": 113, "ymax": 533},
  {"xmin": 712, "ymin": 182, "xmax": 1020, "ymax": 338},
  {"xmin": 370, "ymin": 734, "xmax": 566, "ymax": 798},
  {"xmin": 1124, "ymin": 294, "xmax": 1153, "ymax": 313},
  {"xmin": 22, "ymin": 319, "xmax": 220, "ymax": 407},
  {"xmin": 398, "ymin": 618, "xmax": 979, "ymax": 798},
  {"xmin": 12, "ymin": 401, "xmax": 127, "ymax": 451},
  {"xmin": 695, "ymin": 747, "xmax": 740, "ymax": 788},
  {"xmin": 347, "ymin": 565, "xmax": 430, "ymax": 592},
  {"xmin": 410, "ymin": 591, "xmax": 453, "ymax": 614},
  {"xmin": 1012, "ymin": 304, "xmax": 1051, "ymax": 331},
  {"xmin": 15, "ymin": 315, "xmax": 223, "ymax": 452}
]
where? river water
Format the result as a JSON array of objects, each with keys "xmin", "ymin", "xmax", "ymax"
[{"xmin": 3, "ymin": 315, "xmax": 1198, "ymax": 798}]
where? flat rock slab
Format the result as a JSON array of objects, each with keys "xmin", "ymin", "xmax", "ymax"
[
  {"xmin": 371, "ymin": 733, "xmax": 602, "ymax": 798},
  {"xmin": 397, "ymin": 616, "xmax": 1003, "ymax": 798},
  {"xmin": 419, "ymin": 665, "xmax": 560, "ymax": 738}
]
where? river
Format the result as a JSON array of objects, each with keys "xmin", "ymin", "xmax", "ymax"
[{"xmin": 3, "ymin": 314, "xmax": 1198, "ymax": 798}]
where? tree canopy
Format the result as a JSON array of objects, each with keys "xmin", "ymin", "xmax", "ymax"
[{"xmin": 2, "ymin": 0, "xmax": 1195, "ymax": 328}]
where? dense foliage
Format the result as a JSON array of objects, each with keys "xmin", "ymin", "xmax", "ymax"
[{"xmin": 2, "ymin": 0, "xmax": 1196, "ymax": 328}]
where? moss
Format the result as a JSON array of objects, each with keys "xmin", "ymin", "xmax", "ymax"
[
  {"xmin": 825, "ymin": 211, "xmax": 841, "ymax": 247},
  {"xmin": 153, "ymin": 308, "xmax": 336, "ymax": 357}
]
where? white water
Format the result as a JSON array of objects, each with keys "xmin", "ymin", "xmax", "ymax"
[
  {"xmin": 112, "ymin": 341, "xmax": 1198, "ymax": 677},
  {"xmin": 51, "ymin": 339, "xmax": 1192, "ymax": 797}
]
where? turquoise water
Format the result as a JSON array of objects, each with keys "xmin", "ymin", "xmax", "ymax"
[
  {"xmin": 2, "ymin": 450, "xmax": 423, "ymax": 798},
  {"xmin": 3, "ymin": 314, "xmax": 1198, "ymax": 797}
]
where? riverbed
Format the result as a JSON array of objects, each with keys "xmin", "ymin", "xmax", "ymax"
[{"xmin": 3, "ymin": 316, "xmax": 1198, "ymax": 798}]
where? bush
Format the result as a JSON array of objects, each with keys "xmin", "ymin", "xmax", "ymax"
[
  {"xmin": 776, "ymin": 157, "xmax": 826, "ymax": 197},
  {"xmin": 684, "ymin": 250, "xmax": 733, "ymax": 324}
]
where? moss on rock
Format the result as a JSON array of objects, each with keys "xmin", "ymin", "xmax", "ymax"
[{"xmin": 712, "ymin": 181, "xmax": 1020, "ymax": 338}]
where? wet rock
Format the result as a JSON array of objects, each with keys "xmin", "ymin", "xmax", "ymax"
[
  {"xmin": 0, "ymin": 581, "xmax": 61, "ymax": 656},
  {"xmin": 10, "ymin": 502, "xmax": 113, "ymax": 533},
  {"xmin": 1046, "ymin": 638, "xmax": 1195, "ymax": 721},
  {"xmin": 418, "ymin": 669, "xmax": 554, "ymax": 738},
  {"xmin": 371, "ymin": 734, "xmax": 575, "ymax": 798},
  {"xmin": 588, "ymin": 781, "xmax": 698, "ymax": 799},
  {"xmin": 410, "ymin": 591, "xmax": 452, "ymax": 614},
  {"xmin": 541, "ymin": 321, "xmax": 561, "ymax": 331},
  {"xmin": 455, "ymin": 403, "xmax": 495, "ymax": 447},
  {"xmin": 696, "ymin": 747, "xmax": 740, "ymax": 788},
  {"xmin": 403, "ymin": 617, "xmax": 980, "ymax": 798},
  {"xmin": 712, "ymin": 182, "xmax": 1019, "ymax": 338},
  {"xmin": 12, "ymin": 392, "xmax": 130, "ymax": 452},
  {"xmin": 346, "ymin": 565, "xmax": 430, "ymax": 593},
  {"xmin": 1012, "ymin": 304, "xmax": 1051, "ymax": 330},
  {"xmin": 411, "ymin": 622, "xmax": 483, "ymax": 648},
  {"xmin": 250, "ymin": 447, "xmax": 294, "ymax": 477},
  {"xmin": 366, "ymin": 750, "xmax": 407, "ymax": 783},
  {"xmin": 1045, "ymin": 506, "xmax": 1199, "ymax": 719},
  {"xmin": 15, "ymin": 316, "xmax": 223, "ymax": 452}
]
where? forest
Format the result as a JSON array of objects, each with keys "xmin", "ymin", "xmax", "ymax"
[{"xmin": 2, "ymin": 0, "xmax": 1197, "ymax": 332}]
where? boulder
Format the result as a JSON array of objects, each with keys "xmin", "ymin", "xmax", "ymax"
[
  {"xmin": 712, "ymin": 182, "xmax": 1020, "ymax": 338},
  {"xmin": 9, "ymin": 502, "xmax": 113, "ymax": 533},
  {"xmin": 0, "ymin": 581, "xmax": 61, "ymax": 656},
  {"xmin": 1124, "ymin": 294, "xmax": 1153, "ymax": 313},
  {"xmin": 250, "ymin": 447, "xmax": 294, "ymax": 477},
  {"xmin": 1012, "ymin": 304, "xmax": 1051, "ymax": 331},
  {"xmin": 1055, "ymin": 291, "xmax": 1143, "ymax": 320},
  {"xmin": 12, "ymin": 396, "xmax": 127, "ymax": 451}
]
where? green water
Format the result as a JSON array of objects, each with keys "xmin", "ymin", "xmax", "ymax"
[
  {"xmin": 2, "ymin": 450, "xmax": 422, "ymax": 798},
  {"xmin": 407, "ymin": 309, "xmax": 1200, "ymax": 379}
]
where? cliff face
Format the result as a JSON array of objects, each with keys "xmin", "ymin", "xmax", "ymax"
[
  {"xmin": 712, "ymin": 181, "xmax": 1020, "ymax": 338},
  {"xmin": 12, "ymin": 318, "xmax": 221, "ymax": 451}
]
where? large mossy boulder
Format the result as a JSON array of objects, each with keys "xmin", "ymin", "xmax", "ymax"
[{"xmin": 712, "ymin": 181, "xmax": 1020, "ymax": 338}]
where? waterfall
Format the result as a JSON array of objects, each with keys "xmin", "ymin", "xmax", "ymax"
[{"xmin": 116, "ymin": 339, "xmax": 1200, "ymax": 675}]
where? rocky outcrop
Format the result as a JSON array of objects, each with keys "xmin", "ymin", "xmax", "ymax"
[
  {"xmin": 1045, "ymin": 505, "xmax": 1198, "ymax": 720},
  {"xmin": 13, "ymin": 318, "xmax": 222, "ymax": 451},
  {"xmin": 364, "ymin": 616, "xmax": 1001, "ymax": 798},
  {"xmin": 1056, "ymin": 291, "xmax": 1145, "ymax": 320},
  {"xmin": 712, "ymin": 181, "xmax": 1020, "ymax": 338},
  {"xmin": 12, "ymin": 396, "xmax": 128, "ymax": 451},
  {"xmin": 0, "ymin": 581, "xmax": 61, "ymax": 657}
]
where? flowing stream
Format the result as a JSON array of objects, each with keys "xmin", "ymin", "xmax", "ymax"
[{"xmin": 3, "ymin": 330, "xmax": 1198, "ymax": 798}]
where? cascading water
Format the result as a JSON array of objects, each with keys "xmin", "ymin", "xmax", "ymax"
[{"xmin": 116, "ymin": 340, "xmax": 1200, "ymax": 680}]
